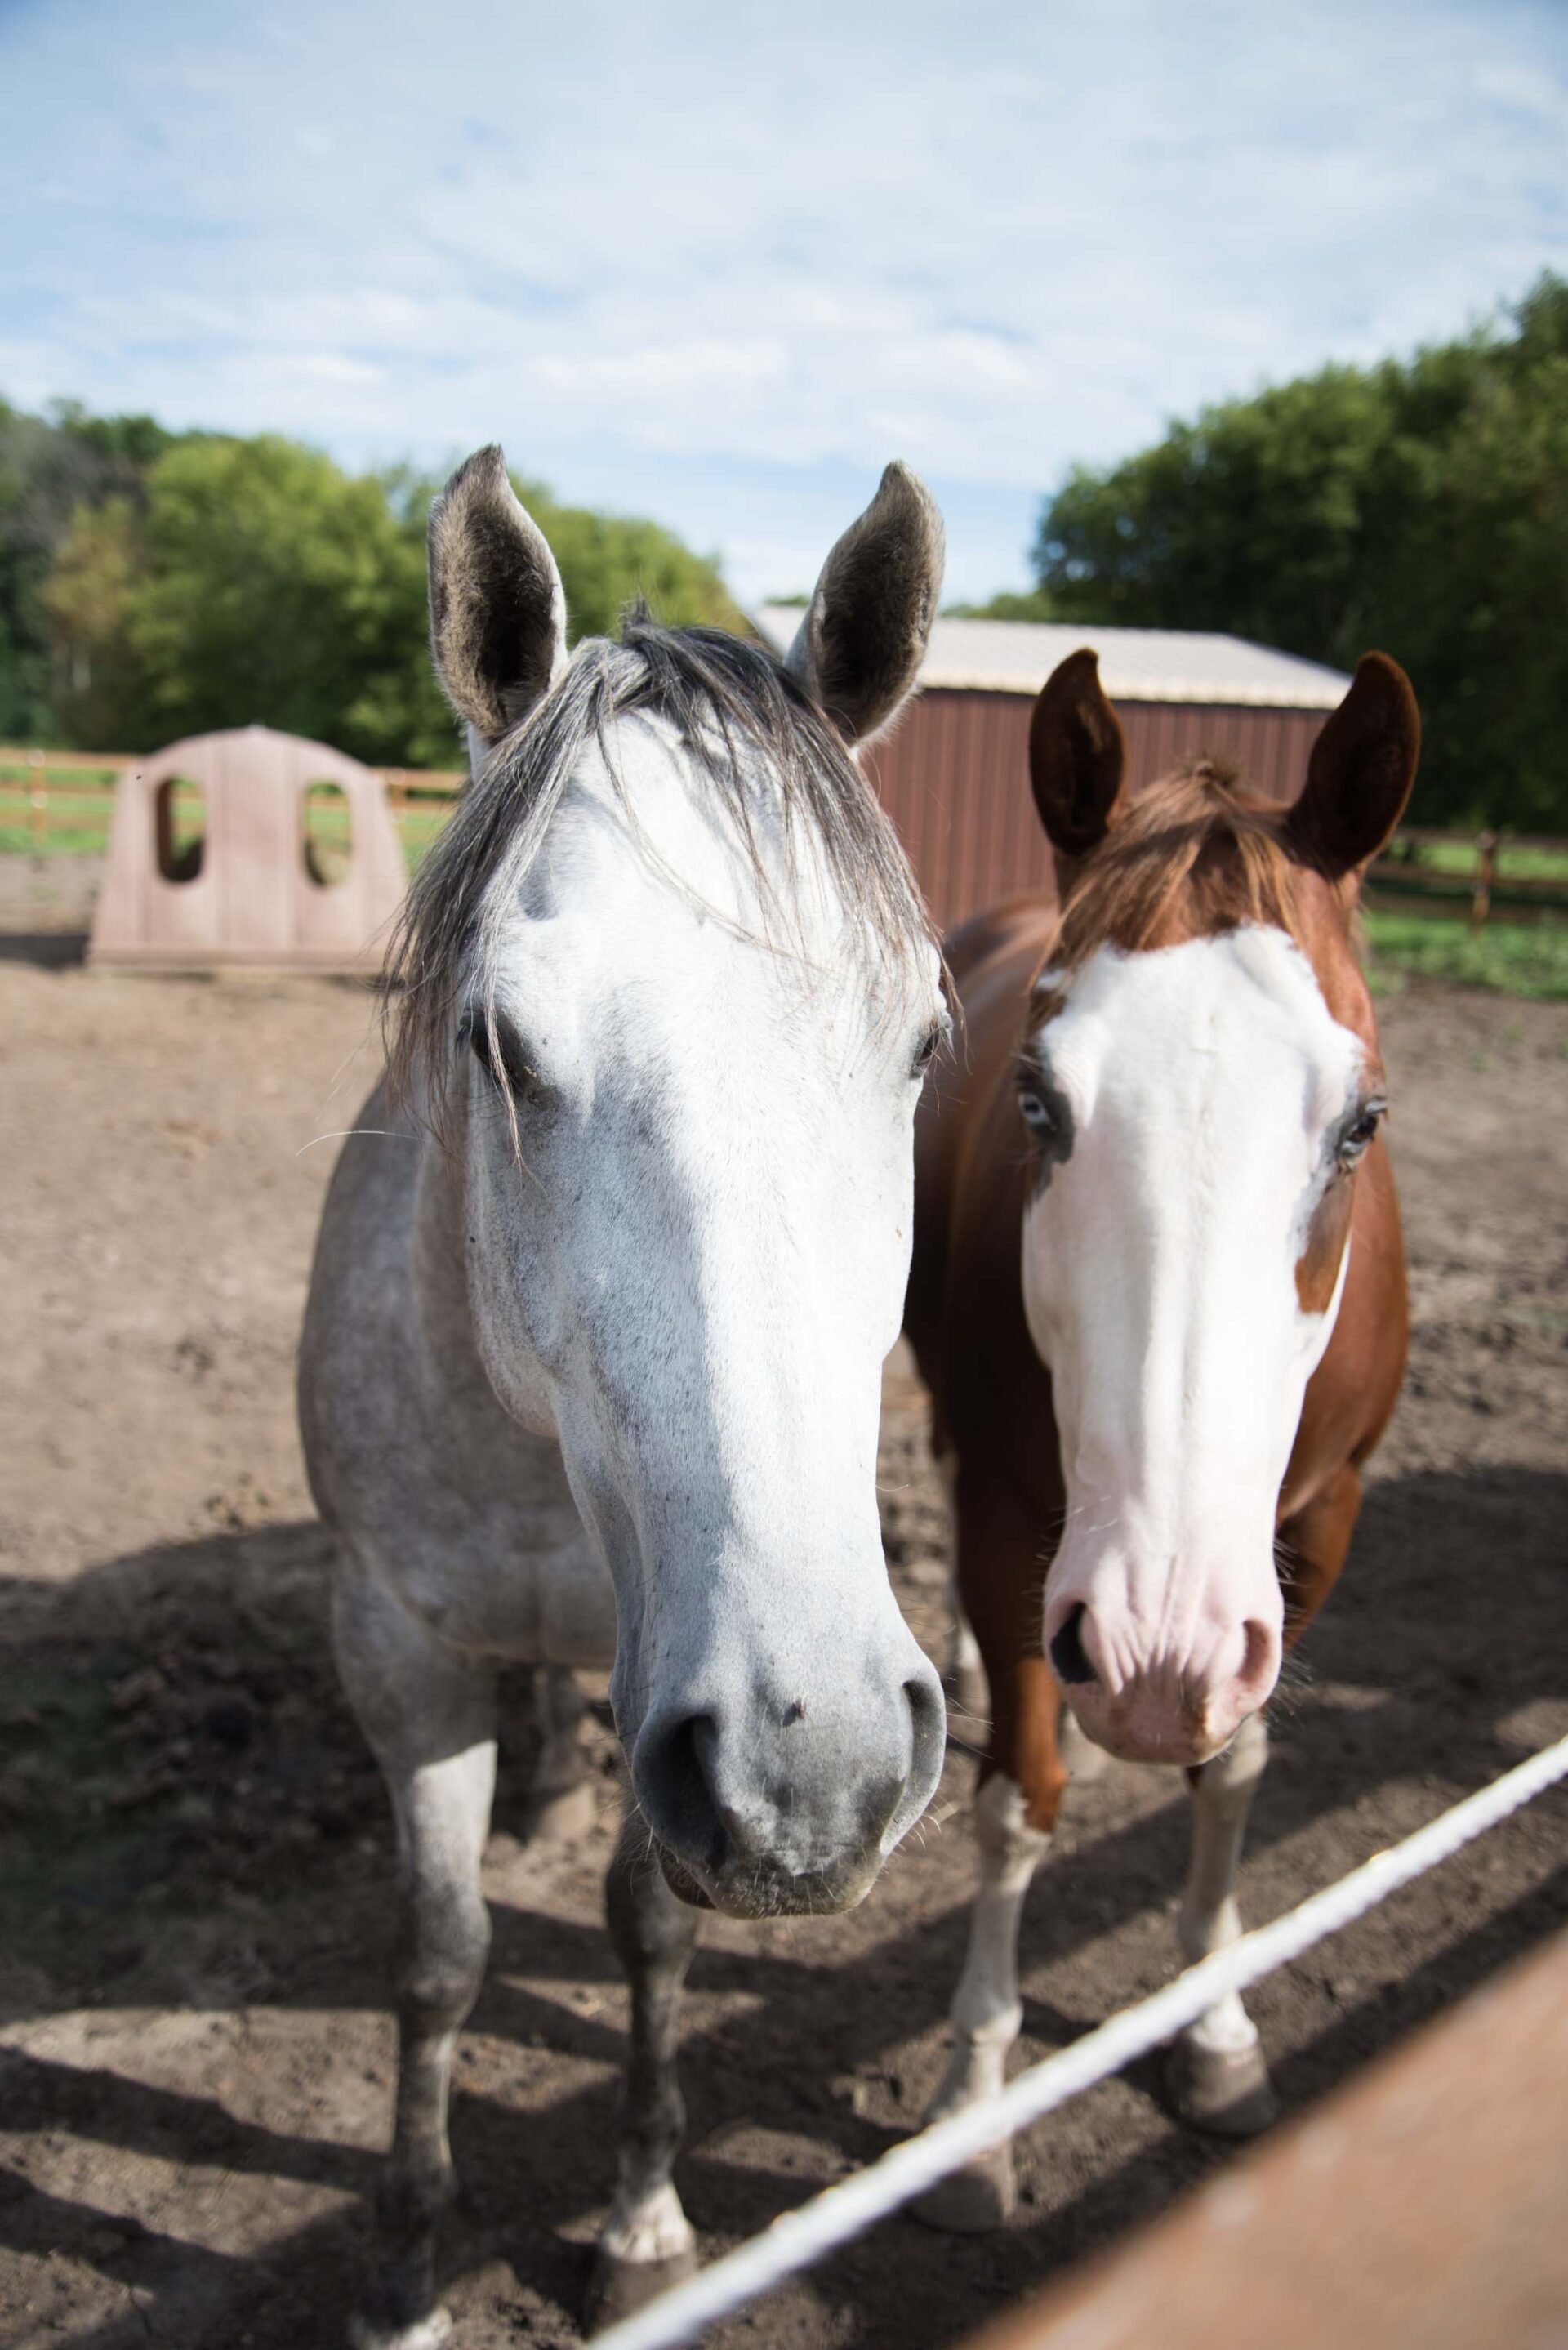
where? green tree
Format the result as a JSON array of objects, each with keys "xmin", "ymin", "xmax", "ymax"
[
  {"xmin": 24, "ymin": 421, "xmax": 747, "ymax": 764},
  {"xmin": 944, "ymin": 587, "xmax": 1056, "ymax": 622},
  {"xmin": 527, "ymin": 487, "xmax": 746, "ymax": 644},
  {"xmin": 1032, "ymin": 275, "xmax": 1568, "ymax": 828},
  {"xmin": 41, "ymin": 496, "xmax": 154, "ymax": 748},
  {"xmin": 109, "ymin": 434, "xmax": 444, "ymax": 765},
  {"xmin": 0, "ymin": 399, "xmax": 177, "ymax": 740}
]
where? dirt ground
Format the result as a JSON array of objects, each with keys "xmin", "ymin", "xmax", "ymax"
[{"xmin": 2, "ymin": 859, "xmax": 1566, "ymax": 2350}]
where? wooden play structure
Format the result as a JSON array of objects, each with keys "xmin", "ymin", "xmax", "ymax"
[{"xmin": 88, "ymin": 725, "xmax": 407, "ymax": 971}]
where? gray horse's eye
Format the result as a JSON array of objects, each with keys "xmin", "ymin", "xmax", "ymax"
[
  {"xmin": 1018, "ymin": 1089, "xmax": 1055, "ymax": 1138},
  {"xmin": 912, "ymin": 1021, "xmax": 943, "ymax": 1076},
  {"xmin": 458, "ymin": 1007, "xmax": 541, "ymax": 1101},
  {"xmin": 457, "ymin": 1009, "xmax": 496, "ymax": 1078}
]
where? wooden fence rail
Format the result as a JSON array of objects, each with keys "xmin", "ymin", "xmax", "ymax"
[{"xmin": 3, "ymin": 750, "xmax": 1566, "ymax": 929}]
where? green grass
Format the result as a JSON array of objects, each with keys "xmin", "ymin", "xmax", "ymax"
[
  {"xmin": 1363, "ymin": 908, "xmax": 1568, "ymax": 999},
  {"xmin": 0, "ymin": 783, "xmax": 119, "ymax": 857},
  {"xmin": 0, "ymin": 785, "xmax": 453, "ymax": 867},
  {"xmin": 0, "ymin": 764, "xmax": 119, "ymax": 787},
  {"xmin": 1381, "ymin": 835, "xmax": 1568, "ymax": 881}
]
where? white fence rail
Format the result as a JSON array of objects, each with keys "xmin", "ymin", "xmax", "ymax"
[{"xmin": 596, "ymin": 1733, "xmax": 1568, "ymax": 2350}]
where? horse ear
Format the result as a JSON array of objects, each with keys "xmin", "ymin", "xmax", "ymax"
[
  {"xmin": 1029, "ymin": 649, "xmax": 1128, "ymax": 858},
  {"xmin": 785, "ymin": 462, "xmax": 944, "ymax": 744},
  {"xmin": 428, "ymin": 444, "xmax": 568, "ymax": 746},
  {"xmin": 1287, "ymin": 653, "xmax": 1419, "ymax": 876}
]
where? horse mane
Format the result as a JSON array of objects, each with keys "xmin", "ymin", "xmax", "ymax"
[
  {"xmin": 384, "ymin": 611, "xmax": 934, "ymax": 1136},
  {"xmin": 1051, "ymin": 757, "xmax": 1316, "ymax": 974}
]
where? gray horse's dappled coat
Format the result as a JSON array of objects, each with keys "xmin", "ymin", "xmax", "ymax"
[{"xmin": 298, "ymin": 448, "xmax": 948, "ymax": 2341}]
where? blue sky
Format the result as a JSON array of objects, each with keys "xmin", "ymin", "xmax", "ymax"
[{"xmin": 3, "ymin": 0, "xmax": 1566, "ymax": 606}]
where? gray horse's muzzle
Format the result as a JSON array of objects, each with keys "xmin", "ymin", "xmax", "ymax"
[{"xmin": 629, "ymin": 1656, "xmax": 947, "ymax": 1919}]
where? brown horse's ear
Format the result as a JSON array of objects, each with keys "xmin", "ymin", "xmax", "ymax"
[
  {"xmin": 1287, "ymin": 653, "xmax": 1419, "ymax": 876},
  {"xmin": 1029, "ymin": 649, "xmax": 1128, "ymax": 858}
]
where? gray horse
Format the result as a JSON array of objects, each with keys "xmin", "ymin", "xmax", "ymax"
[{"xmin": 299, "ymin": 446, "xmax": 949, "ymax": 2345}]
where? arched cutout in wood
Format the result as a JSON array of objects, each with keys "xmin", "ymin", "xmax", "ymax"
[
  {"xmin": 302, "ymin": 780, "xmax": 353, "ymax": 888},
  {"xmin": 154, "ymin": 776, "xmax": 204, "ymax": 883}
]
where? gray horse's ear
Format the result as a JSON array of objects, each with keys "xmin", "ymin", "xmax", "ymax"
[
  {"xmin": 786, "ymin": 462, "xmax": 944, "ymax": 744},
  {"xmin": 1286, "ymin": 652, "xmax": 1420, "ymax": 876},
  {"xmin": 428, "ymin": 445, "xmax": 568, "ymax": 744}
]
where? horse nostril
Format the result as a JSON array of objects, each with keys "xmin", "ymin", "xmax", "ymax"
[
  {"xmin": 634, "ymin": 1711, "xmax": 728, "ymax": 1875},
  {"xmin": 905, "ymin": 1671, "xmax": 946, "ymax": 1786},
  {"xmin": 1239, "ymin": 1616, "xmax": 1281, "ymax": 1697},
  {"xmin": 1050, "ymin": 1603, "xmax": 1098, "ymax": 1687}
]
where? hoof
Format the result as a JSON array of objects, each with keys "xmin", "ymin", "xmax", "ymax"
[
  {"xmin": 523, "ymin": 1776, "xmax": 598, "ymax": 1844},
  {"xmin": 912, "ymin": 2143, "xmax": 1016, "ymax": 2232},
  {"xmin": 1164, "ymin": 2036, "xmax": 1280, "ymax": 2138},
  {"xmin": 584, "ymin": 2244, "xmax": 699, "ymax": 2334},
  {"xmin": 348, "ymin": 2307, "xmax": 452, "ymax": 2350}
]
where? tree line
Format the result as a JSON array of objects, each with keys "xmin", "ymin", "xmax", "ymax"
[
  {"xmin": 6, "ymin": 275, "xmax": 1563, "ymax": 821},
  {"xmin": 0, "ymin": 409, "xmax": 744, "ymax": 767},
  {"xmin": 1021, "ymin": 274, "xmax": 1568, "ymax": 831}
]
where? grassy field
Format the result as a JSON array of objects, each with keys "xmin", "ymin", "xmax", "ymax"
[
  {"xmin": 1363, "ymin": 908, "xmax": 1568, "ymax": 1000},
  {"xmin": 4, "ymin": 775, "xmax": 1567, "ymax": 1001},
  {"xmin": 1381, "ymin": 835, "xmax": 1568, "ymax": 882},
  {"xmin": 0, "ymin": 770, "xmax": 121, "ymax": 858},
  {"xmin": 0, "ymin": 770, "xmax": 452, "ymax": 866}
]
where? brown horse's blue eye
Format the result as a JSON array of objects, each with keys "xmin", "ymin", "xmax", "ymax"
[
  {"xmin": 1338, "ymin": 1099, "xmax": 1386, "ymax": 1168},
  {"xmin": 1019, "ymin": 1090, "xmax": 1054, "ymax": 1137}
]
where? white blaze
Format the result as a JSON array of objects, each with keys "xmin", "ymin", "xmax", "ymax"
[{"xmin": 1022, "ymin": 928, "xmax": 1364, "ymax": 1748}]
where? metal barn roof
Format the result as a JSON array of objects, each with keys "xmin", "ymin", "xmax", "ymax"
[{"xmin": 754, "ymin": 608, "xmax": 1350, "ymax": 711}]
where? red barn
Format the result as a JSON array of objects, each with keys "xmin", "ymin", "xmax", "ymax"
[{"xmin": 757, "ymin": 610, "xmax": 1350, "ymax": 930}]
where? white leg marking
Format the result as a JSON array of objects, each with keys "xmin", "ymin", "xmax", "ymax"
[
  {"xmin": 949, "ymin": 1599, "xmax": 983, "ymax": 1686},
  {"xmin": 929, "ymin": 1774, "xmax": 1051, "ymax": 2120},
  {"xmin": 598, "ymin": 2178, "xmax": 697, "ymax": 2268},
  {"xmin": 937, "ymin": 1449, "xmax": 989, "ymax": 1719},
  {"xmin": 1178, "ymin": 1709, "xmax": 1267, "ymax": 2058},
  {"xmin": 1057, "ymin": 1702, "xmax": 1108, "ymax": 1784}
]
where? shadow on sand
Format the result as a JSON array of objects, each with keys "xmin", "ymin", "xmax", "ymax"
[{"xmin": 2, "ymin": 1462, "xmax": 1566, "ymax": 2346}]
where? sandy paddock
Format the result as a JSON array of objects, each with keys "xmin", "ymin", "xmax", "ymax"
[{"xmin": 2, "ymin": 867, "xmax": 1566, "ymax": 2348}]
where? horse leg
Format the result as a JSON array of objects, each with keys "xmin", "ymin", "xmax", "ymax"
[
  {"xmin": 1165, "ymin": 1706, "xmax": 1277, "ymax": 2135},
  {"xmin": 935, "ymin": 1447, "xmax": 989, "ymax": 1728},
  {"xmin": 917, "ymin": 1472, "xmax": 1065, "ymax": 2232},
  {"xmin": 586, "ymin": 1804, "xmax": 702, "ymax": 2331},
  {"xmin": 1165, "ymin": 1462, "xmax": 1363, "ymax": 2135},
  {"xmin": 334, "ymin": 1564, "xmax": 497, "ymax": 2350},
  {"xmin": 1056, "ymin": 1698, "xmax": 1108, "ymax": 1785},
  {"xmin": 946, "ymin": 1585, "xmax": 989, "ymax": 1725},
  {"xmin": 523, "ymin": 1664, "xmax": 597, "ymax": 1842}
]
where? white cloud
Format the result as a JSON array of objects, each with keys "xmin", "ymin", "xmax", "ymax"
[{"xmin": 2, "ymin": 0, "xmax": 1565, "ymax": 600}]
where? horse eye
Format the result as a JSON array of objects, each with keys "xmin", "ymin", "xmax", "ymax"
[
  {"xmin": 457, "ymin": 1010, "xmax": 496, "ymax": 1077},
  {"xmin": 459, "ymin": 1007, "xmax": 541, "ymax": 1100},
  {"xmin": 912, "ymin": 1022, "xmax": 943, "ymax": 1076},
  {"xmin": 1338, "ymin": 1099, "xmax": 1387, "ymax": 1168},
  {"xmin": 1018, "ymin": 1090, "xmax": 1054, "ymax": 1138}
]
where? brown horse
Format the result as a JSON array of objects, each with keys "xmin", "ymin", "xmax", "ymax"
[{"xmin": 904, "ymin": 645, "xmax": 1419, "ymax": 2225}]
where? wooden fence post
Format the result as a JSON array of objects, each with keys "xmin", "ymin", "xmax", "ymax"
[
  {"xmin": 1470, "ymin": 831, "xmax": 1498, "ymax": 934},
  {"xmin": 29, "ymin": 750, "xmax": 47, "ymax": 857}
]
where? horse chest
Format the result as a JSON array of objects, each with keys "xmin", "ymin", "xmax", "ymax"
[{"xmin": 378, "ymin": 1475, "xmax": 619, "ymax": 1667}]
